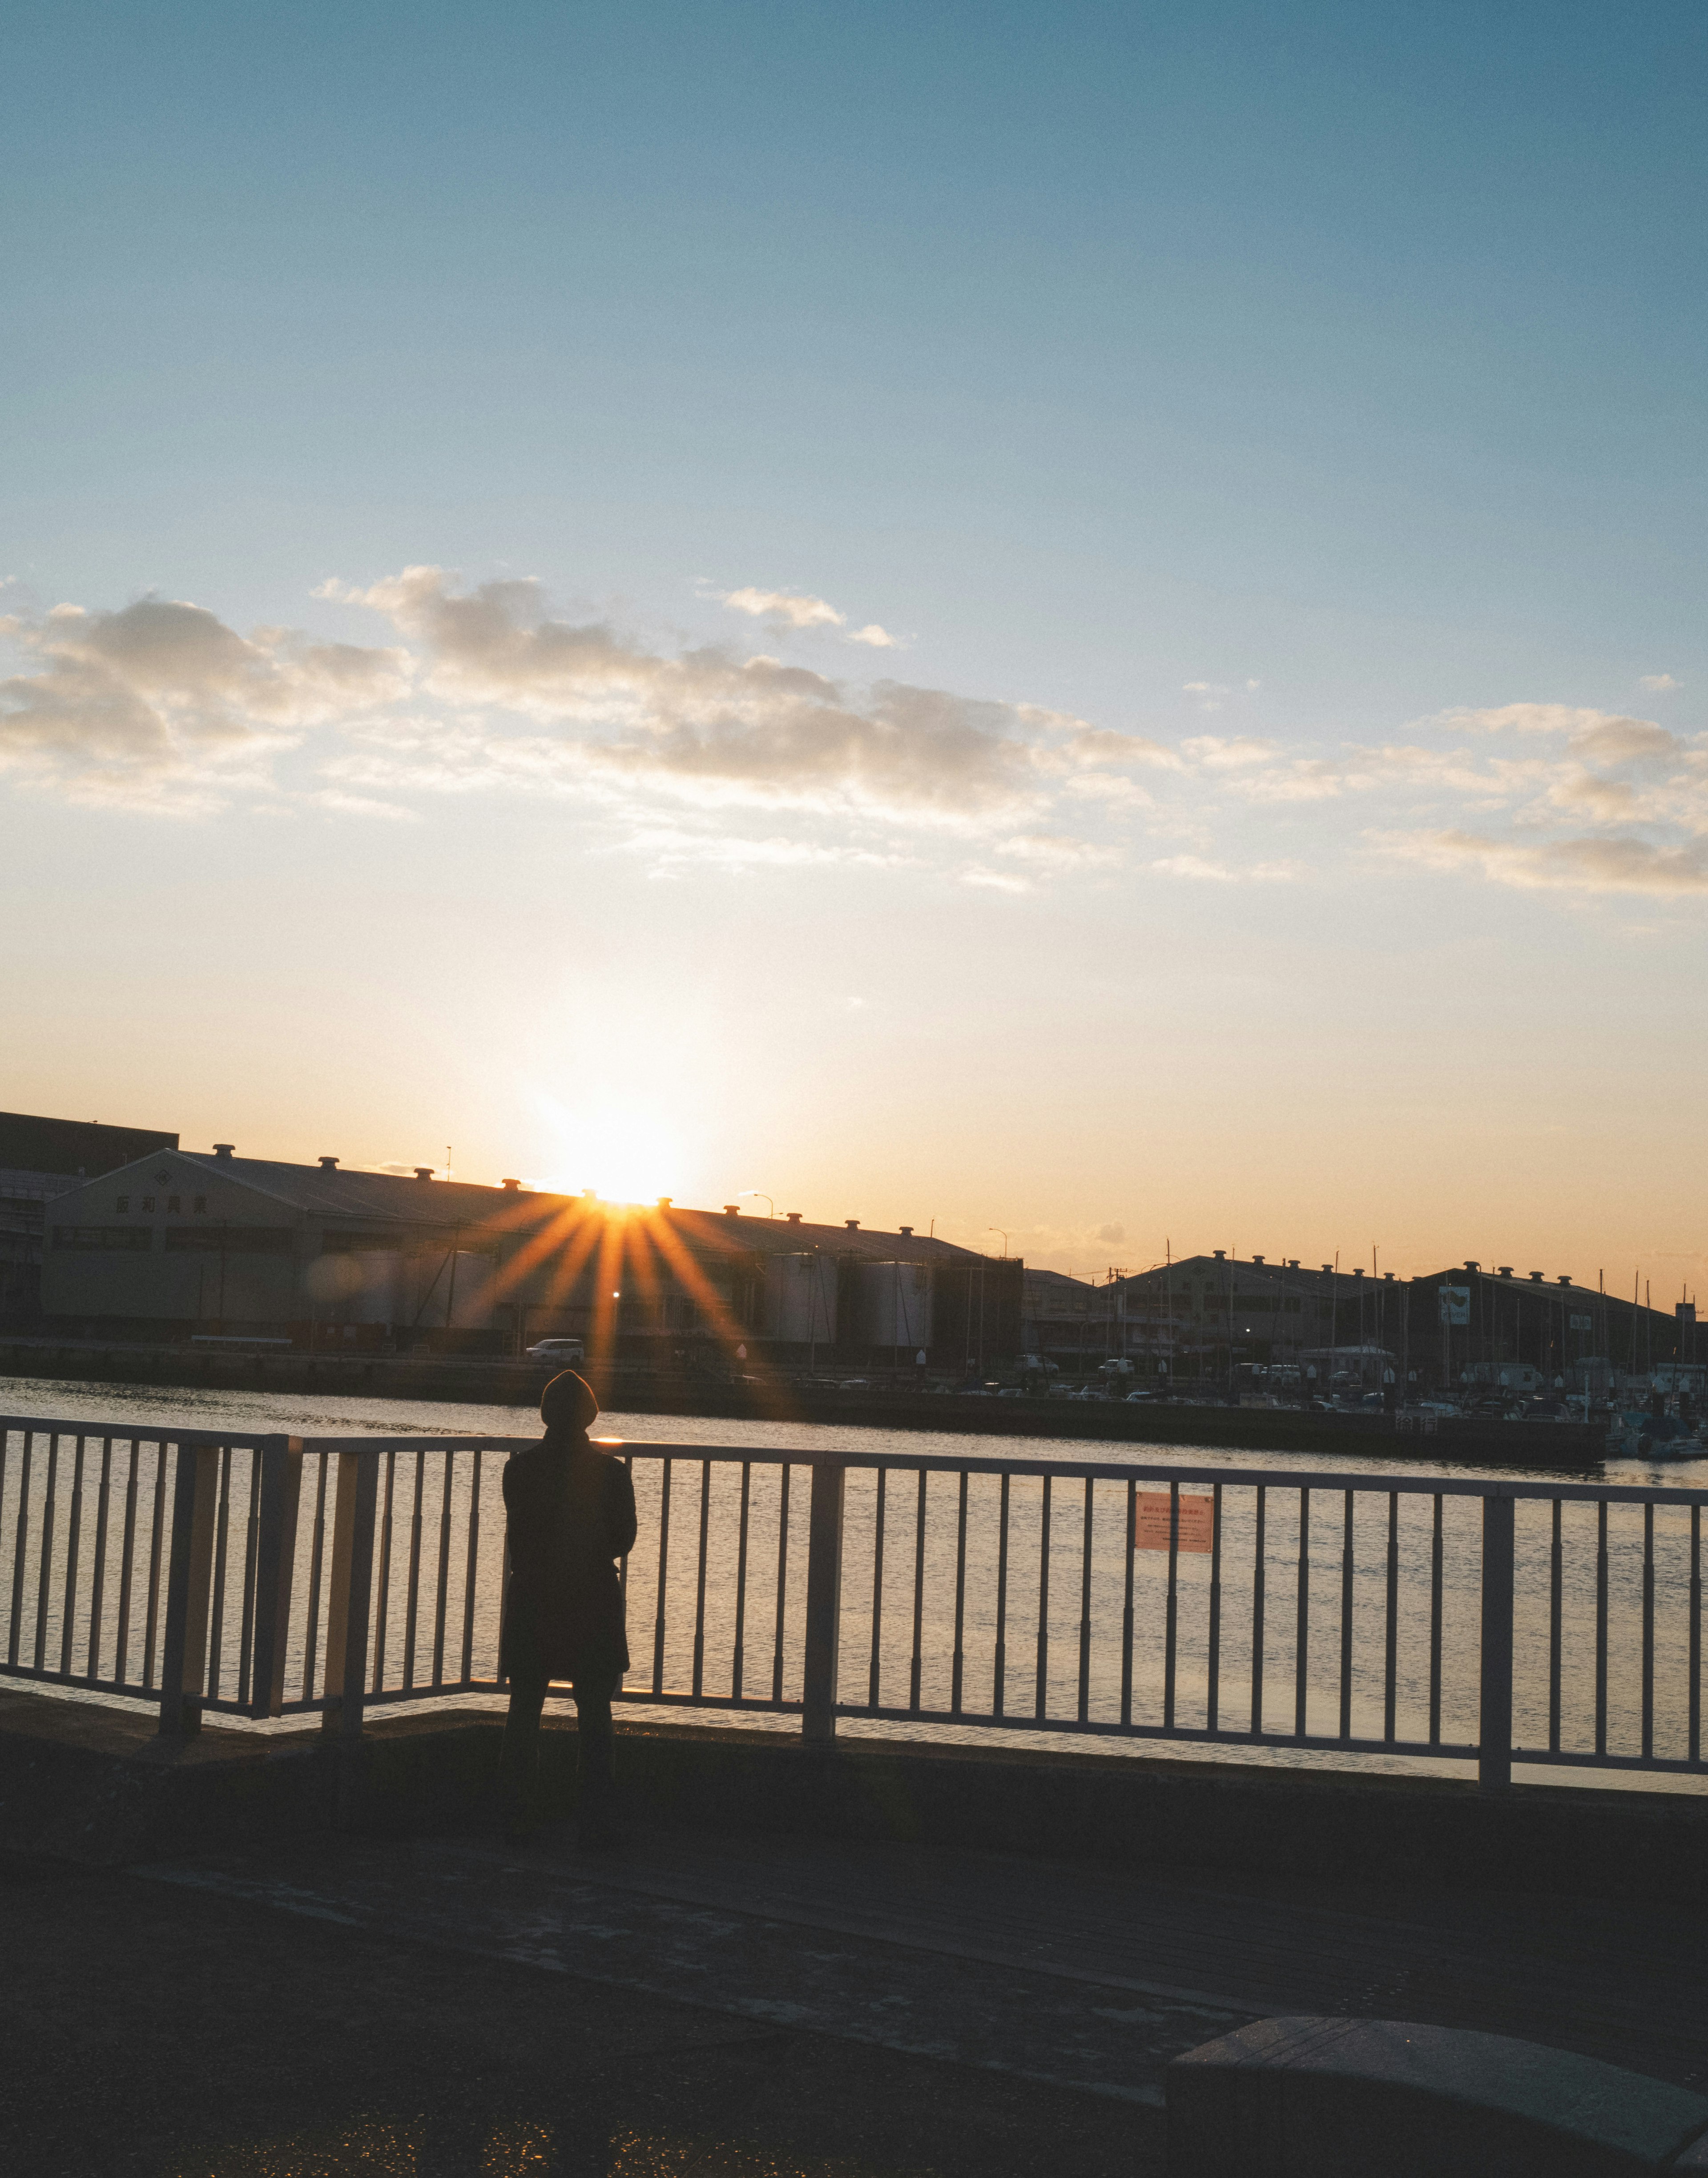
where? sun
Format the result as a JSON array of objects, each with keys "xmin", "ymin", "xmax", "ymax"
[{"xmin": 536, "ymin": 1094, "xmax": 682, "ymax": 1206}]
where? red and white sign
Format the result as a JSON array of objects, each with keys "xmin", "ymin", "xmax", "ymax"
[{"xmin": 1133, "ymin": 1492, "xmax": 1215, "ymax": 1553}]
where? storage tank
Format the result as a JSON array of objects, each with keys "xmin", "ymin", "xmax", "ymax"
[
  {"xmin": 851, "ymin": 1261, "xmax": 934, "ymax": 1353},
  {"xmin": 763, "ymin": 1253, "xmax": 838, "ymax": 1347}
]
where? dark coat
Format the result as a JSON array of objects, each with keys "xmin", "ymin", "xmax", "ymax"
[{"xmin": 500, "ymin": 1430, "xmax": 637, "ymax": 1686}]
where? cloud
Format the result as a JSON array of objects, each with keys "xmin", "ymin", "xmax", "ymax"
[
  {"xmin": 1096, "ymin": 1222, "xmax": 1126, "ymax": 1245},
  {"xmin": 1640, "ymin": 674, "xmax": 1680, "ymax": 692},
  {"xmin": 1383, "ymin": 829, "xmax": 1708, "ymax": 895},
  {"xmin": 712, "ymin": 584, "xmax": 898, "ymax": 649},
  {"xmin": 0, "ymin": 593, "xmax": 407, "ymax": 811},
  {"xmin": 326, "ymin": 565, "xmax": 1096, "ymax": 829}
]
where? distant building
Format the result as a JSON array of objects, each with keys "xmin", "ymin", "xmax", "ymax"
[
  {"xmin": 1406, "ymin": 1262, "xmax": 1687, "ymax": 1389},
  {"xmin": 38, "ymin": 1143, "xmax": 1023, "ymax": 1368},
  {"xmin": 0, "ymin": 1110, "xmax": 179, "ymax": 1327},
  {"xmin": 1107, "ymin": 1253, "xmax": 1401, "ymax": 1384}
]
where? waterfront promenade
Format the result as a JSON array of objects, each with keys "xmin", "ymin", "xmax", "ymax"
[{"xmin": 5, "ymin": 1682, "xmax": 1708, "ymax": 2176}]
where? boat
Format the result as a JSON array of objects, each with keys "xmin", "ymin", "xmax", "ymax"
[{"xmin": 1606, "ymin": 1409, "xmax": 1707, "ymax": 1460}]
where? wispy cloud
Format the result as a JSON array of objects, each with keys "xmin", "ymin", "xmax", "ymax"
[
  {"xmin": 1640, "ymin": 674, "xmax": 1681, "ymax": 693},
  {"xmin": 711, "ymin": 584, "xmax": 898, "ymax": 649}
]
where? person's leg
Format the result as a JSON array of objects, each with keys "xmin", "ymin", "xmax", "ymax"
[
  {"xmin": 498, "ymin": 1617, "xmax": 550, "ymax": 1836},
  {"xmin": 571, "ymin": 1673, "xmax": 618, "ymax": 1844}
]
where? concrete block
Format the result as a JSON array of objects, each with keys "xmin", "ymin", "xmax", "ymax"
[{"xmin": 1167, "ymin": 2016, "xmax": 1708, "ymax": 2176}]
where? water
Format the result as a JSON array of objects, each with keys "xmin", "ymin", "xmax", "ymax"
[{"xmin": 5, "ymin": 1375, "xmax": 1704, "ymax": 1792}]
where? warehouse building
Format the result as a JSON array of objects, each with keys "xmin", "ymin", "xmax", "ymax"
[
  {"xmin": 38, "ymin": 1143, "xmax": 1022, "ymax": 1370},
  {"xmin": 1, "ymin": 1111, "xmax": 179, "ymax": 1327}
]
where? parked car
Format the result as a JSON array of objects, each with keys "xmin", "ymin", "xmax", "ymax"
[{"xmin": 525, "ymin": 1337, "xmax": 585, "ymax": 1363}]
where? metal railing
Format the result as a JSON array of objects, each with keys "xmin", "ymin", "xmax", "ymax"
[{"xmin": 3, "ymin": 1414, "xmax": 1705, "ymax": 1791}]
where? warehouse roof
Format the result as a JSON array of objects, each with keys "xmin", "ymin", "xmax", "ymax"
[{"xmin": 92, "ymin": 1149, "xmax": 993, "ymax": 1265}]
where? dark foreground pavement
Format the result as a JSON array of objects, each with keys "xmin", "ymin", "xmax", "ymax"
[{"xmin": 8, "ymin": 1808, "xmax": 1708, "ymax": 2178}]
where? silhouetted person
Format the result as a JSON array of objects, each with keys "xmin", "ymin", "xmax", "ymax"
[{"xmin": 498, "ymin": 1371, "xmax": 636, "ymax": 1846}]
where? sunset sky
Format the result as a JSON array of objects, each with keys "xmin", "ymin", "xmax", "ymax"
[{"xmin": 4, "ymin": 3, "xmax": 1704, "ymax": 1291}]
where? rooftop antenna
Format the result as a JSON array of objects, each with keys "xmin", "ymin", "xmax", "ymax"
[{"xmin": 445, "ymin": 1144, "xmax": 452, "ymax": 1181}]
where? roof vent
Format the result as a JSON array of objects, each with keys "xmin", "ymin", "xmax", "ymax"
[
  {"xmin": 1558, "ymin": 1274, "xmax": 1572, "ymax": 1287},
  {"xmin": 1383, "ymin": 1271, "xmax": 1395, "ymax": 1282},
  {"xmin": 1288, "ymin": 1258, "xmax": 1299, "ymax": 1269},
  {"xmin": 1497, "ymin": 1266, "xmax": 1513, "ymax": 1278},
  {"xmin": 213, "ymin": 1144, "xmax": 234, "ymax": 1160},
  {"xmin": 502, "ymin": 1178, "xmax": 521, "ymax": 1192},
  {"xmin": 786, "ymin": 1211, "xmax": 802, "ymax": 1224},
  {"xmin": 583, "ymin": 1188, "xmax": 597, "ymax": 1200},
  {"xmin": 1252, "ymin": 1254, "xmax": 1265, "ymax": 1265},
  {"xmin": 414, "ymin": 1166, "xmax": 434, "ymax": 1181},
  {"xmin": 319, "ymin": 1156, "xmax": 339, "ymax": 1171},
  {"xmin": 846, "ymin": 1219, "xmax": 861, "ymax": 1231},
  {"xmin": 1353, "ymin": 1267, "xmax": 1364, "ymax": 1278},
  {"xmin": 1321, "ymin": 1264, "xmax": 1333, "ymax": 1274},
  {"xmin": 723, "ymin": 1204, "xmax": 740, "ymax": 1217},
  {"xmin": 899, "ymin": 1226, "xmax": 914, "ymax": 1237},
  {"xmin": 1529, "ymin": 1270, "xmax": 1544, "ymax": 1282},
  {"xmin": 1464, "ymin": 1261, "xmax": 1480, "ymax": 1272},
  {"xmin": 1213, "ymin": 1249, "xmax": 1226, "ymax": 1260}
]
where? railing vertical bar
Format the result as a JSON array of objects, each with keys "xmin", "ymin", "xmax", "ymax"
[
  {"xmin": 1691, "ymin": 1504, "xmax": 1702, "ymax": 1767},
  {"xmin": 143, "ymin": 1441, "xmax": 168, "ymax": 1690},
  {"xmin": 866, "ymin": 1468, "xmax": 885, "ymax": 1710},
  {"xmin": 430, "ymin": 1453, "xmax": 454, "ymax": 1691},
  {"xmin": 6, "ymin": 1430, "xmax": 30, "ymax": 1666},
  {"xmin": 1162, "ymin": 1481, "xmax": 1180, "ymax": 1732},
  {"xmin": 1595, "ymin": 1500, "xmax": 1609, "ymax": 1759},
  {"xmin": 952, "ymin": 1470, "xmax": 970, "ymax": 1717},
  {"xmin": 205, "ymin": 1447, "xmax": 232, "ymax": 1702},
  {"xmin": 371, "ymin": 1450, "xmax": 396, "ymax": 1694},
  {"xmin": 235, "ymin": 1448, "xmax": 261, "ymax": 1709},
  {"xmin": 1337, "ymin": 1488, "xmax": 1354, "ymax": 1745},
  {"xmin": 616, "ymin": 1455, "xmax": 631, "ymax": 1692},
  {"xmin": 1382, "ymin": 1491, "xmax": 1398, "ymax": 1746},
  {"xmin": 88, "ymin": 1438, "xmax": 113, "ymax": 1685},
  {"xmin": 1250, "ymin": 1484, "xmax": 1266, "ymax": 1735},
  {"xmin": 1206, "ymin": 1481, "xmax": 1223, "ymax": 1734},
  {"xmin": 59, "ymin": 1434, "xmax": 86, "ymax": 1678},
  {"xmin": 1548, "ymin": 1498, "xmax": 1563, "ymax": 1754},
  {"xmin": 115, "ymin": 1439, "xmax": 140, "ymax": 1687},
  {"xmin": 33, "ymin": 1432, "xmax": 60, "ymax": 1671},
  {"xmin": 993, "ymin": 1472, "xmax": 1010, "ymax": 1719},
  {"xmin": 1428, "ymin": 1492, "xmax": 1443, "ymax": 1748},
  {"xmin": 402, "ymin": 1451, "xmax": 425, "ymax": 1693},
  {"xmin": 653, "ymin": 1456, "xmax": 673, "ymax": 1699},
  {"xmin": 1294, "ymin": 1486, "xmax": 1311, "ymax": 1742},
  {"xmin": 1077, "ymin": 1477, "xmax": 1095, "ymax": 1726},
  {"xmin": 909, "ymin": 1468, "xmax": 927, "ymax": 1714},
  {"xmin": 691, "ymin": 1459, "xmax": 712, "ymax": 1700},
  {"xmin": 769, "ymin": 1464, "xmax": 789, "ymax": 1704},
  {"xmin": 301, "ymin": 1456, "xmax": 329, "ymax": 1702},
  {"xmin": 1642, "ymin": 1501, "xmax": 1655, "ymax": 1763},
  {"xmin": 731, "ymin": 1461, "xmax": 751, "ymax": 1699},
  {"xmin": 459, "ymin": 1449, "xmax": 483, "ymax": 1687},
  {"xmin": 1034, "ymin": 1474, "xmax": 1052, "ymax": 1723},
  {"xmin": 1120, "ymin": 1476, "xmax": 1136, "ymax": 1728}
]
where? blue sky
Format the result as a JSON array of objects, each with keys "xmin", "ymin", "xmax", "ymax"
[{"xmin": 4, "ymin": 3, "xmax": 1705, "ymax": 1282}]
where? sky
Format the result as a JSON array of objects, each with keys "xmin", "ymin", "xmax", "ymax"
[{"xmin": 2, "ymin": 1, "xmax": 1704, "ymax": 1292}]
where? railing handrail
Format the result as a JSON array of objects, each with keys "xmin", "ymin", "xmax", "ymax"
[{"xmin": 5, "ymin": 1416, "xmax": 1700, "ymax": 1510}]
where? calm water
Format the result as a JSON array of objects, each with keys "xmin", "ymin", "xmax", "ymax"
[{"xmin": 5, "ymin": 1375, "xmax": 1703, "ymax": 1791}]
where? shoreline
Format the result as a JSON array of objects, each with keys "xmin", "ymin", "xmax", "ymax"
[{"xmin": 0, "ymin": 1336, "xmax": 1609, "ymax": 1469}]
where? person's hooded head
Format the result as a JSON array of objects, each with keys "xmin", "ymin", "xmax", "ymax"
[{"xmin": 540, "ymin": 1369, "xmax": 600, "ymax": 1440}]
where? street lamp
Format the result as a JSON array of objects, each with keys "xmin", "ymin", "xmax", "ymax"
[
  {"xmin": 988, "ymin": 1227, "xmax": 1011, "ymax": 1257},
  {"xmin": 739, "ymin": 1190, "xmax": 775, "ymax": 1218}
]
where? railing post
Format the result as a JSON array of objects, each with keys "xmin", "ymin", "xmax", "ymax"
[
  {"xmin": 1478, "ymin": 1488, "xmax": 1515, "ymax": 1791},
  {"xmin": 320, "ymin": 1450, "xmax": 379, "ymax": 1737},
  {"xmin": 248, "ymin": 1437, "xmax": 302, "ymax": 1719},
  {"xmin": 157, "ymin": 1441, "xmax": 220, "ymax": 1737},
  {"xmin": 802, "ymin": 1459, "xmax": 845, "ymax": 1742}
]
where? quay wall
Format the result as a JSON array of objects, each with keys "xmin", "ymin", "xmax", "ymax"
[
  {"xmin": 2, "ymin": 1687, "xmax": 1701, "ymax": 1900},
  {"xmin": 0, "ymin": 1338, "xmax": 1607, "ymax": 1467}
]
